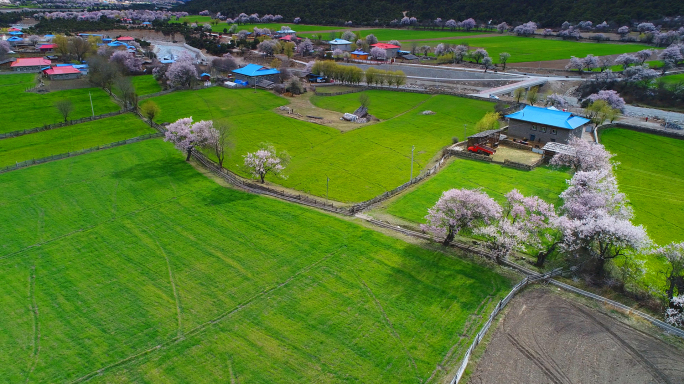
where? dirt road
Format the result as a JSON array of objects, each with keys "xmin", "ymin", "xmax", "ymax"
[{"xmin": 469, "ymin": 289, "xmax": 684, "ymax": 384}]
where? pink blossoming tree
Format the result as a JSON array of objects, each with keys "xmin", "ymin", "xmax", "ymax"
[
  {"xmin": 421, "ymin": 188, "xmax": 501, "ymax": 245},
  {"xmin": 243, "ymin": 144, "xmax": 290, "ymax": 183},
  {"xmin": 164, "ymin": 117, "xmax": 214, "ymax": 161}
]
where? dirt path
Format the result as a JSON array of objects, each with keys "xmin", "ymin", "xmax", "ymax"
[{"xmin": 468, "ymin": 289, "xmax": 684, "ymax": 384}]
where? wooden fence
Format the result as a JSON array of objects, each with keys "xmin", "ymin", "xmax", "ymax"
[
  {"xmin": 0, "ymin": 109, "xmax": 133, "ymax": 140},
  {"xmin": 0, "ymin": 132, "xmax": 163, "ymax": 174}
]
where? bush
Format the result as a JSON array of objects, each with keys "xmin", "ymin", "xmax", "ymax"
[
  {"xmin": 286, "ymin": 78, "xmax": 304, "ymax": 95},
  {"xmin": 452, "ymin": 137, "xmax": 459, "ymax": 144}
]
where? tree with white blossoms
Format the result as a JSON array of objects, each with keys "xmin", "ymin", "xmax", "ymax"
[
  {"xmin": 656, "ymin": 242, "xmax": 684, "ymax": 300},
  {"xmin": 470, "ymin": 48, "xmax": 488, "ymax": 64},
  {"xmin": 243, "ymin": 144, "xmax": 290, "ymax": 183},
  {"xmin": 666, "ymin": 296, "xmax": 684, "ymax": 328},
  {"xmin": 365, "ymin": 34, "xmax": 378, "ymax": 45},
  {"xmin": 167, "ymin": 54, "xmax": 197, "ymax": 88},
  {"xmin": 587, "ymin": 89, "xmax": 625, "ymax": 111},
  {"xmin": 565, "ymin": 56, "xmax": 584, "ymax": 72},
  {"xmin": 476, "ymin": 189, "xmax": 557, "ymax": 263},
  {"xmin": 421, "ymin": 188, "xmax": 501, "ymax": 246},
  {"xmin": 370, "ymin": 46, "xmax": 386, "ymax": 60},
  {"xmin": 550, "ymin": 136, "xmax": 613, "ymax": 172},
  {"xmin": 559, "ymin": 169, "xmax": 631, "ymax": 221},
  {"xmin": 341, "ymin": 30, "xmax": 356, "ymax": 41},
  {"xmin": 545, "ymin": 93, "xmax": 568, "ymax": 109},
  {"xmin": 164, "ymin": 117, "xmax": 213, "ymax": 161}
]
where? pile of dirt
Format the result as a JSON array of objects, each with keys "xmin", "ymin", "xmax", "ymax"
[{"xmin": 469, "ymin": 289, "xmax": 684, "ymax": 384}]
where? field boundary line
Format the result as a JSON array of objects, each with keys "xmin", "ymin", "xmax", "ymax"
[
  {"xmin": 68, "ymin": 246, "xmax": 345, "ymax": 383},
  {"xmin": 358, "ymin": 278, "xmax": 419, "ymax": 375},
  {"xmin": 25, "ymin": 265, "xmax": 41, "ymax": 384}
]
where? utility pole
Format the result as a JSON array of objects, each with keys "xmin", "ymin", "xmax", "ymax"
[
  {"xmin": 464, "ymin": 124, "xmax": 467, "ymax": 141},
  {"xmin": 410, "ymin": 145, "xmax": 415, "ymax": 182},
  {"xmin": 89, "ymin": 91, "xmax": 94, "ymax": 116}
]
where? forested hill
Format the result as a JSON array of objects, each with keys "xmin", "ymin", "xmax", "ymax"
[{"xmin": 175, "ymin": 0, "xmax": 682, "ymax": 27}]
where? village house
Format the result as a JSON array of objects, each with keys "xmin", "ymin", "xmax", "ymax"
[
  {"xmin": 370, "ymin": 43, "xmax": 401, "ymax": 58},
  {"xmin": 350, "ymin": 50, "xmax": 369, "ymax": 60},
  {"xmin": 11, "ymin": 57, "xmax": 51, "ymax": 72},
  {"xmin": 505, "ymin": 105, "xmax": 591, "ymax": 145},
  {"xmin": 43, "ymin": 66, "xmax": 82, "ymax": 80},
  {"xmin": 328, "ymin": 38, "xmax": 352, "ymax": 52},
  {"xmin": 232, "ymin": 64, "xmax": 280, "ymax": 84}
]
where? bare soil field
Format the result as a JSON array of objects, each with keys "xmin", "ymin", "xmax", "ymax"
[{"xmin": 469, "ymin": 289, "xmax": 684, "ymax": 384}]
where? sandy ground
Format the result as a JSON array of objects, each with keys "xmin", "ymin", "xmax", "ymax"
[
  {"xmin": 468, "ymin": 289, "xmax": 684, "ymax": 384},
  {"xmin": 491, "ymin": 146, "xmax": 541, "ymax": 164}
]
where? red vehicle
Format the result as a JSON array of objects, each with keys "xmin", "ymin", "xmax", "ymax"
[{"xmin": 467, "ymin": 144, "xmax": 496, "ymax": 156}]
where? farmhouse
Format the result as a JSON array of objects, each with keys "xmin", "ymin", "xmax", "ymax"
[
  {"xmin": 505, "ymin": 106, "xmax": 590, "ymax": 144},
  {"xmin": 232, "ymin": 64, "xmax": 280, "ymax": 84},
  {"xmin": 11, "ymin": 57, "xmax": 51, "ymax": 72},
  {"xmin": 370, "ymin": 43, "xmax": 401, "ymax": 58},
  {"xmin": 38, "ymin": 43, "xmax": 58, "ymax": 52},
  {"xmin": 350, "ymin": 50, "xmax": 368, "ymax": 60},
  {"xmin": 43, "ymin": 66, "xmax": 82, "ymax": 80},
  {"xmin": 328, "ymin": 38, "xmax": 352, "ymax": 51}
]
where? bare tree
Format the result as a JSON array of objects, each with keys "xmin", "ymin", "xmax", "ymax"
[
  {"xmin": 54, "ymin": 100, "xmax": 74, "ymax": 123},
  {"xmin": 69, "ymin": 37, "xmax": 92, "ymax": 62},
  {"xmin": 206, "ymin": 122, "xmax": 231, "ymax": 168},
  {"xmin": 87, "ymin": 55, "xmax": 119, "ymax": 91},
  {"xmin": 114, "ymin": 76, "xmax": 138, "ymax": 109}
]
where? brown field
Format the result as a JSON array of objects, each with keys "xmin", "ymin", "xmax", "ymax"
[{"xmin": 469, "ymin": 289, "xmax": 684, "ymax": 384}]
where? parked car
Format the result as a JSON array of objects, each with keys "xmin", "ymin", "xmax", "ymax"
[
  {"xmin": 489, "ymin": 94, "xmax": 500, "ymax": 100},
  {"xmin": 467, "ymin": 144, "xmax": 496, "ymax": 156}
]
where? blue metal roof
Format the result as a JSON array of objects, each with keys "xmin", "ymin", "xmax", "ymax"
[
  {"xmin": 329, "ymin": 38, "xmax": 351, "ymax": 44},
  {"xmin": 7, "ymin": 37, "xmax": 23, "ymax": 41},
  {"xmin": 505, "ymin": 106, "xmax": 590, "ymax": 130},
  {"xmin": 351, "ymin": 50, "xmax": 368, "ymax": 55},
  {"xmin": 200, "ymin": 72, "xmax": 210, "ymax": 77},
  {"xmin": 232, "ymin": 63, "xmax": 280, "ymax": 77}
]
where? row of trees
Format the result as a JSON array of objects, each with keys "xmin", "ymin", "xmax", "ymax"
[{"xmin": 309, "ymin": 61, "xmax": 406, "ymax": 86}]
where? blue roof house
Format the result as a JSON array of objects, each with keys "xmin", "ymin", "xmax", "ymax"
[
  {"xmin": 232, "ymin": 64, "xmax": 280, "ymax": 84},
  {"xmin": 328, "ymin": 38, "xmax": 352, "ymax": 51},
  {"xmin": 505, "ymin": 105, "xmax": 591, "ymax": 144}
]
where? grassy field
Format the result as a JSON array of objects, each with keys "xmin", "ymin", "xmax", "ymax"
[
  {"xmin": 383, "ymin": 159, "xmax": 571, "ymax": 224},
  {"xmin": 302, "ymin": 28, "xmax": 488, "ymax": 41},
  {"xmin": 1, "ymin": 73, "xmax": 120, "ymax": 134},
  {"xmin": 660, "ymin": 73, "xmax": 684, "ymax": 85},
  {"xmin": 422, "ymin": 36, "xmax": 655, "ymax": 63},
  {"xmin": 145, "ymin": 87, "xmax": 495, "ymax": 202},
  {"xmin": 169, "ymin": 17, "xmax": 343, "ymax": 32},
  {"xmin": 0, "ymin": 113, "xmax": 155, "ymax": 167},
  {"xmin": 131, "ymin": 75, "xmax": 162, "ymax": 95},
  {"xmin": 0, "ymin": 139, "xmax": 510, "ymax": 383},
  {"xmin": 311, "ymin": 90, "xmax": 431, "ymax": 119},
  {"xmin": 600, "ymin": 128, "xmax": 684, "ymax": 246}
]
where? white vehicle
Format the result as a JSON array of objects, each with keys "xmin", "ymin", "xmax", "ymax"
[{"xmin": 489, "ymin": 94, "xmax": 500, "ymax": 100}]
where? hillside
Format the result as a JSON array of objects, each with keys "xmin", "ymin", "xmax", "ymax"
[{"xmin": 175, "ymin": 0, "xmax": 683, "ymax": 28}]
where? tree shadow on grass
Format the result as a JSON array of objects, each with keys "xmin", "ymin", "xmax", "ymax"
[{"xmin": 110, "ymin": 158, "xmax": 199, "ymax": 182}]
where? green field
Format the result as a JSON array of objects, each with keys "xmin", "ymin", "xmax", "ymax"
[
  {"xmin": 311, "ymin": 90, "xmax": 431, "ymax": 119},
  {"xmin": 600, "ymin": 128, "xmax": 684, "ymax": 246},
  {"xmin": 383, "ymin": 159, "xmax": 571, "ymax": 224},
  {"xmin": 303, "ymin": 28, "xmax": 487, "ymax": 42},
  {"xmin": 170, "ymin": 17, "xmax": 343, "ymax": 32},
  {"xmin": 660, "ymin": 73, "xmax": 684, "ymax": 85},
  {"xmin": 422, "ymin": 36, "xmax": 655, "ymax": 63},
  {"xmin": 0, "ymin": 139, "xmax": 510, "ymax": 383},
  {"xmin": 0, "ymin": 113, "xmax": 155, "ymax": 167},
  {"xmin": 145, "ymin": 87, "xmax": 495, "ymax": 202},
  {"xmin": 1, "ymin": 73, "xmax": 120, "ymax": 134},
  {"xmin": 131, "ymin": 75, "xmax": 162, "ymax": 95}
]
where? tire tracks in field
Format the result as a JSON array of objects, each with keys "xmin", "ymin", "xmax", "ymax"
[
  {"xmin": 150, "ymin": 234, "xmax": 183, "ymax": 337},
  {"xmin": 25, "ymin": 265, "xmax": 41, "ymax": 384},
  {"xmin": 572, "ymin": 304, "xmax": 671, "ymax": 384},
  {"xmin": 68, "ymin": 246, "xmax": 345, "ymax": 384},
  {"xmin": 0, "ymin": 190, "xmax": 196, "ymax": 261},
  {"xmin": 357, "ymin": 277, "xmax": 419, "ymax": 378},
  {"xmin": 505, "ymin": 334, "xmax": 572, "ymax": 384}
]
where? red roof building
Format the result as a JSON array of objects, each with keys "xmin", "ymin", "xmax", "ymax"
[
  {"xmin": 117, "ymin": 36, "xmax": 135, "ymax": 41},
  {"xmin": 278, "ymin": 35, "xmax": 300, "ymax": 42},
  {"xmin": 38, "ymin": 43, "xmax": 58, "ymax": 52},
  {"xmin": 371, "ymin": 43, "xmax": 401, "ymax": 49},
  {"xmin": 44, "ymin": 66, "xmax": 82, "ymax": 80},
  {"xmin": 11, "ymin": 57, "xmax": 51, "ymax": 72}
]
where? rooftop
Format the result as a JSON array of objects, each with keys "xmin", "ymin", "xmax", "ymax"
[
  {"xmin": 505, "ymin": 106, "xmax": 590, "ymax": 130},
  {"xmin": 329, "ymin": 38, "xmax": 352, "ymax": 44},
  {"xmin": 542, "ymin": 142, "xmax": 576, "ymax": 156},
  {"xmin": 117, "ymin": 36, "xmax": 135, "ymax": 41},
  {"xmin": 232, "ymin": 63, "xmax": 280, "ymax": 77},
  {"xmin": 371, "ymin": 43, "xmax": 401, "ymax": 49},
  {"xmin": 44, "ymin": 66, "xmax": 81, "ymax": 75},
  {"xmin": 11, "ymin": 57, "xmax": 51, "ymax": 67},
  {"xmin": 351, "ymin": 50, "xmax": 368, "ymax": 55},
  {"xmin": 469, "ymin": 128, "xmax": 504, "ymax": 138}
]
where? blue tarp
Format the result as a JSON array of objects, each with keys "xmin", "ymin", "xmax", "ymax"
[{"xmin": 232, "ymin": 63, "xmax": 279, "ymax": 77}]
